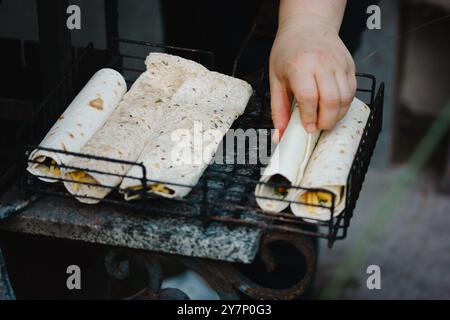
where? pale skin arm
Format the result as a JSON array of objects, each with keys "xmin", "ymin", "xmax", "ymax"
[{"xmin": 270, "ymin": 0, "xmax": 356, "ymax": 140}]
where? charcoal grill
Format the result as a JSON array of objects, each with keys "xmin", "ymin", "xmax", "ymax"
[{"xmin": 0, "ymin": 31, "xmax": 384, "ymax": 299}]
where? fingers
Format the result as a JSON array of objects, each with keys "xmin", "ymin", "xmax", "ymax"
[
  {"xmin": 288, "ymin": 71, "xmax": 318, "ymax": 133},
  {"xmin": 271, "ymin": 50, "xmax": 357, "ymax": 134},
  {"xmin": 335, "ymin": 70, "xmax": 354, "ymax": 121},
  {"xmin": 316, "ymin": 71, "xmax": 341, "ymax": 130},
  {"xmin": 270, "ymin": 74, "xmax": 292, "ymax": 141}
]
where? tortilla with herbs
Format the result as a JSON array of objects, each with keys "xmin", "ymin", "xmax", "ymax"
[
  {"xmin": 120, "ymin": 71, "xmax": 253, "ymax": 199},
  {"xmin": 255, "ymin": 105, "xmax": 320, "ymax": 213},
  {"xmin": 290, "ymin": 98, "xmax": 370, "ymax": 221},
  {"xmin": 63, "ymin": 53, "xmax": 208, "ymax": 203}
]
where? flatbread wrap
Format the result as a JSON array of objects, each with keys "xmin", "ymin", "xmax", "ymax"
[
  {"xmin": 120, "ymin": 71, "xmax": 253, "ymax": 199},
  {"xmin": 63, "ymin": 53, "xmax": 208, "ymax": 204},
  {"xmin": 27, "ymin": 68, "xmax": 126, "ymax": 182},
  {"xmin": 290, "ymin": 98, "xmax": 370, "ymax": 220},
  {"xmin": 255, "ymin": 104, "xmax": 320, "ymax": 212}
]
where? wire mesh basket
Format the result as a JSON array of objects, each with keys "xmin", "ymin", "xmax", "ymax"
[{"xmin": 16, "ymin": 39, "xmax": 384, "ymax": 247}]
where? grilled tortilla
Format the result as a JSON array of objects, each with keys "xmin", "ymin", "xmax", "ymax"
[
  {"xmin": 290, "ymin": 98, "xmax": 370, "ymax": 221},
  {"xmin": 27, "ymin": 69, "xmax": 126, "ymax": 182},
  {"xmin": 255, "ymin": 105, "xmax": 320, "ymax": 213},
  {"xmin": 120, "ymin": 71, "xmax": 253, "ymax": 200},
  {"xmin": 63, "ymin": 53, "xmax": 208, "ymax": 204}
]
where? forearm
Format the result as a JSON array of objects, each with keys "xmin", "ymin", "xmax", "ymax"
[{"xmin": 278, "ymin": 0, "xmax": 347, "ymax": 32}]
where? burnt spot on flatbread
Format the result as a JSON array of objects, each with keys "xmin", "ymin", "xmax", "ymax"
[
  {"xmin": 58, "ymin": 116, "xmax": 64, "ymax": 121},
  {"xmin": 80, "ymin": 132, "xmax": 85, "ymax": 137},
  {"xmin": 61, "ymin": 143, "xmax": 67, "ymax": 152},
  {"xmin": 89, "ymin": 97, "xmax": 104, "ymax": 111},
  {"xmin": 339, "ymin": 150, "xmax": 345, "ymax": 154},
  {"xmin": 118, "ymin": 81, "xmax": 122, "ymax": 87},
  {"xmin": 68, "ymin": 132, "xmax": 75, "ymax": 139},
  {"xmin": 76, "ymin": 123, "xmax": 82, "ymax": 127}
]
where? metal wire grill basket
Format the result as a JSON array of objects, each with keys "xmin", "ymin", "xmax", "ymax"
[{"xmin": 17, "ymin": 39, "xmax": 384, "ymax": 247}]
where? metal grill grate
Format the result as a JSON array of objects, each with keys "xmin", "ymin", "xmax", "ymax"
[{"xmin": 15, "ymin": 39, "xmax": 384, "ymax": 247}]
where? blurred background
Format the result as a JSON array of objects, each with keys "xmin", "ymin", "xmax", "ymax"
[{"xmin": 0, "ymin": 0, "xmax": 449, "ymax": 299}]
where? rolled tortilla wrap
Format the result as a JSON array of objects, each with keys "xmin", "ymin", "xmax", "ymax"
[
  {"xmin": 255, "ymin": 105, "xmax": 320, "ymax": 212},
  {"xmin": 63, "ymin": 53, "xmax": 207, "ymax": 204},
  {"xmin": 120, "ymin": 71, "xmax": 253, "ymax": 200},
  {"xmin": 27, "ymin": 68, "xmax": 126, "ymax": 182},
  {"xmin": 290, "ymin": 98, "xmax": 370, "ymax": 220}
]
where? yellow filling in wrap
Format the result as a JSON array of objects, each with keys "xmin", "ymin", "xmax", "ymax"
[
  {"xmin": 66, "ymin": 171, "xmax": 97, "ymax": 192},
  {"xmin": 150, "ymin": 184, "xmax": 174, "ymax": 194},
  {"xmin": 35, "ymin": 157, "xmax": 61, "ymax": 177},
  {"xmin": 299, "ymin": 188, "xmax": 341, "ymax": 214},
  {"xmin": 127, "ymin": 184, "xmax": 174, "ymax": 196}
]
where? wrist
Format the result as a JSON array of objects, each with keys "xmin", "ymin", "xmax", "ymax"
[{"xmin": 279, "ymin": 13, "xmax": 340, "ymax": 34}]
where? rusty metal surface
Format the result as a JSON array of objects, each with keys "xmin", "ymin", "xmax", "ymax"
[
  {"xmin": 104, "ymin": 230, "xmax": 316, "ymax": 300},
  {"xmin": 0, "ymin": 190, "xmax": 262, "ymax": 264},
  {"xmin": 220, "ymin": 232, "xmax": 316, "ymax": 300}
]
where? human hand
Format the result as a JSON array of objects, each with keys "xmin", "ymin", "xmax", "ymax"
[{"xmin": 269, "ymin": 14, "xmax": 356, "ymax": 139}]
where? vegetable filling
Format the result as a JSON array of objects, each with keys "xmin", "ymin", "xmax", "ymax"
[
  {"xmin": 127, "ymin": 184, "xmax": 175, "ymax": 196},
  {"xmin": 34, "ymin": 157, "xmax": 61, "ymax": 177},
  {"xmin": 270, "ymin": 174, "xmax": 290, "ymax": 198},
  {"xmin": 66, "ymin": 171, "xmax": 97, "ymax": 192},
  {"xmin": 299, "ymin": 187, "xmax": 344, "ymax": 213}
]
